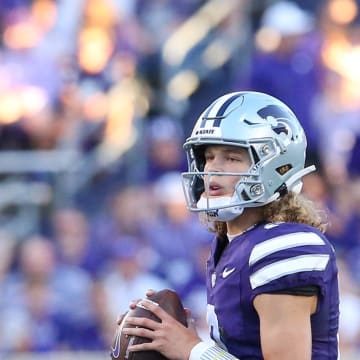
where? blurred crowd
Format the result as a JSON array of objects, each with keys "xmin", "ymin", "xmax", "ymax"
[{"xmin": 0, "ymin": 0, "xmax": 360, "ymax": 358}]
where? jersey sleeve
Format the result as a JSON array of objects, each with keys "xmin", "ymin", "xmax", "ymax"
[{"xmin": 248, "ymin": 229, "xmax": 335, "ymax": 300}]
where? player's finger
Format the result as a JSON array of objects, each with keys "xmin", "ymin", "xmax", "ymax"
[
  {"xmin": 129, "ymin": 298, "xmax": 142, "ymax": 309},
  {"xmin": 125, "ymin": 315, "xmax": 161, "ymax": 331},
  {"xmin": 137, "ymin": 298, "xmax": 171, "ymax": 321},
  {"xmin": 129, "ymin": 290, "xmax": 156, "ymax": 309},
  {"xmin": 128, "ymin": 341, "xmax": 156, "ymax": 353},
  {"xmin": 145, "ymin": 288, "xmax": 156, "ymax": 297},
  {"xmin": 122, "ymin": 326, "xmax": 155, "ymax": 340}
]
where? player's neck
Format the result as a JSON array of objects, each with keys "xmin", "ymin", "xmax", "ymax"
[{"xmin": 226, "ymin": 208, "xmax": 263, "ymax": 236}]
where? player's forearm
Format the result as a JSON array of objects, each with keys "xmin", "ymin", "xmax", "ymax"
[{"xmin": 189, "ymin": 342, "xmax": 239, "ymax": 360}]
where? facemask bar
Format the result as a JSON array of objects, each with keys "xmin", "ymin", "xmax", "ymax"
[
  {"xmin": 186, "ymin": 139, "xmax": 278, "ymax": 173},
  {"xmin": 182, "ymin": 139, "xmax": 279, "ymax": 211},
  {"xmin": 182, "ymin": 170, "xmax": 266, "ymax": 212},
  {"xmin": 182, "ymin": 165, "xmax": 315, "ymax": 213}
]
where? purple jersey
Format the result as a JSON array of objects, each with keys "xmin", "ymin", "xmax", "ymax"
[{"xmin": 206, "ymin": 222, "xmax": 339, "ymax": 359}]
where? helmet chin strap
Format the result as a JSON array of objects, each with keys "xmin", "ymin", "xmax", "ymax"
[{"xmin": 197, "ymin": 196, "xmax": 244, "ymax": 221}]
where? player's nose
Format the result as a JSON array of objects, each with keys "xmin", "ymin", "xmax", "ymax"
[{"xmin": 205, "ymin": 157, "xmax": 224, "ymax": 172}]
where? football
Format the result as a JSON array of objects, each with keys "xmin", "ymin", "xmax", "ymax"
[{"xmin": 110, "ymin": 289, "xmax": 188, "ymax": 360}]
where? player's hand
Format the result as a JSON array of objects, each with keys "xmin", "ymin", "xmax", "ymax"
[
  {"xmin": 122, "ymin": 298, "xmax": 201, "ymax": 360},
  {"xmin": 117, "ymin": 289, "xmax": 156, "ymax": 325},
  {"xmin": 126, "ymin": 289, "xmax": 195, "ymax": 326}
]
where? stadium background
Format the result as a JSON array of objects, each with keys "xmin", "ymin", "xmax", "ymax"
[{"xmin": 0, "ymin": 0, "xmax": 359, "ymax": 359}]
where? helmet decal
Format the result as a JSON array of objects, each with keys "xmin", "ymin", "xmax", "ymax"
[
  {"xmin": 257, "ymin": 104, "xmax": 294, "ymax": 137},
  {"xmin": 208, "ymin": 92, "xmax": 244, "ymax": 117},
  {"xmin": 199, "ymin": 92, "xmax": 245, "ymax": 128},
  {"xmin": 257, "ymin": 104, "xmax": 294, "ymax": 122},
  {"xmin": 198, "ymin": 116, "xmax": 223, "ymax": 129},
  {"xmin": 193, "ymin": 93, "xmax": 245, "ymax": 137}
]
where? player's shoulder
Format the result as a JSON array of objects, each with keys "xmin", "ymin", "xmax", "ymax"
[
  {"xmin": 254, "ymin": 221, "xmax": 328, "ymax": 244},
  {"xmin": 248, "ymin": 222, "xmax": 336, "ymax": 292},
  {"xmin": 249, "ymin": 221, "xmax": 334, "ymax": 262}
]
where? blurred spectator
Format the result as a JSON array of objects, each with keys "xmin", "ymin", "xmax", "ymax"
[
  {"xmin": 101, "ymin": 235, "xmax": 170, "ymax": 320},
  {"xmin": 1, "ymin": 235, "xmax": 105, "ymax": 351},
  {"xmin": 144, "ymin": 116, "xmax": 187, "ymax": 183},
  {"xmin": 340, "ymin": 179, "xmax": 360, "ymax": 278},
  {"xmin": 145, "ymin": 172, "xmax": 211, "ymax": 295},
  {"xmin": 90, "ymin": 278, "xmax": 115, "ymax": 350},
  {"xmin": 0, "ymin": 231, "xmax": 16, "ymax": 285},
  {"xmin": 0, "ymin": 236, "xmax": 60, "ymax": 353},
  {"xmin": 302, "ymin": 171, "xmax": 355, "ymax": 253},
  {"xmin": 338, "ymin": 258, "xmax": 360, "ymax": 356},
  {"xmin": 90, "ymin": 184, "xmax": 157, "ymax": 257},
  {"xmin": 240, "ymin": 0, "xmax": 324, "ymax": 164},
  {"xmin": 348, "ymin": 135, "xmax": 360, "ymax": 177},
  {"xmin": 0, "ymin": 231, "xmax": 19, "ymax": 355},
  {"xmin": 312, "ymin": 68, "xmax": 360, "ymax": 185},
  {"xmin": 51, "ymin": 207, "xmax": 105, "ymax": 276}
]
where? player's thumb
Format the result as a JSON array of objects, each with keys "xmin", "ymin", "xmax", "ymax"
[{"xmin": 185, "ymin": 308, "xmax": 197, "ymax": 332}]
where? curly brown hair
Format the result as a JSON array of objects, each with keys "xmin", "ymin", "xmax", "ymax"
[{"xmin": 204, "ymin": 192, "xmax": 328, "ymax": 239}]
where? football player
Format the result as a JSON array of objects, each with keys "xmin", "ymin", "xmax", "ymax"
[{"xmin": 122, "ymin": 91, "xmax": 340, "ymax": 359}]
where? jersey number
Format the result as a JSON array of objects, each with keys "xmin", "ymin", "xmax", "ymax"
[{"xmin": 207, "ymin": 304, "xmax": 227, "ymax": 350}]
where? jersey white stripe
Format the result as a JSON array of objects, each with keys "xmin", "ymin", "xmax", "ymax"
[
  {"xmin": 250, "ymin": 254, "xmax": 330, "ymax": 290},
  {"xmin": 207, "ymin": 93, "xmax": 238, "ymax": 118},
  {"xmin": 249, "ymin": 232, "xmax": 325, "ymax": 266}
]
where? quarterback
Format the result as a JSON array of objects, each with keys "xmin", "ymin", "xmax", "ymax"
[{"xmin": 122, "ymin": 92, "xmax": 340, "ymax": 359}]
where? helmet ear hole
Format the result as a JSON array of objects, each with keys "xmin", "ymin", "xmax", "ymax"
[
  {"xmin": 190, "ymin": 175, "xmax": 204, "ymax": 202},
  {"xmin": 250, "ymin": 146, "xmax": 260, "ymax": 164},
  {"xmin": 241, "ymin": 190, "xmax": 251, "ymax": 201},
  {"xmin": 193, "ymin": 145, "xmax": 206, "ymax": 171}
]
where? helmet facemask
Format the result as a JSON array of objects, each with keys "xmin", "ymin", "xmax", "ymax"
[{"xmin": 182, "ymin": 140, "xmax": 282, "ymax": 221}]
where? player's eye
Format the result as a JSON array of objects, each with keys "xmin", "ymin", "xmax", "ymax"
[
  {"xmin": 204, "ymin": 153, "xmax": 214, "ymax": 161},
  {"xmin": 227, "ymin": 155, "xmax": 242, "ymax": 162}
]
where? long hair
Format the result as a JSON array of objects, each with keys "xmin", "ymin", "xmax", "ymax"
[{"xmin": 205, "ymin": 192, "xmax": 328, "ymax": 238}]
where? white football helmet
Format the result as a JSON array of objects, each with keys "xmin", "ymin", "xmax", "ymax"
[{"xmin": 181, "ymin": 91, "xmax": 315, "ymax": 221}]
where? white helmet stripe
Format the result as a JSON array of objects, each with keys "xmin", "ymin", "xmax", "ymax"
[{"xmin": 206, "ymin": 92, "xmax": 241, "ymax": 118}]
